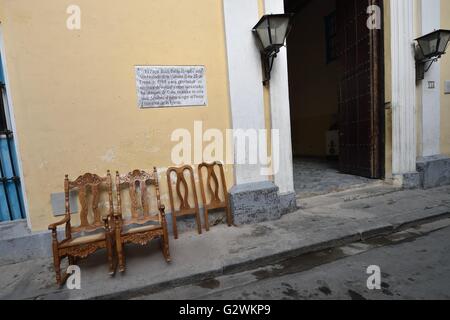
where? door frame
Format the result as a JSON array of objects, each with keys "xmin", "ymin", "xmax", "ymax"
[
  {"xmin": 284, "ymin": 0, "xmax": 386, "ymax": 180},
  {"xmin": 377, "ymin": 0, "xmax": 386, "ymax": 179},
  {"xmin": 0, "ymin": 24, "xmax": 31, "ymax": 228}
]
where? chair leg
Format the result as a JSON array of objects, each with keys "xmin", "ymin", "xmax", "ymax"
[
  {"xmin": 160, "ymin": 236, "xmax": 171, "ymax": 263},
  {"xmin": 161, "ymin": 221, "xmax": 171, "ymax": 262},
  {"xmin": 114, "ymin": 225, "xmax": 125, "ymax": 273},
  {"xmin": 116, "ymin": 240, "xmax": 125, "ymax": 273},
  {"xmin": 195, "ymin": 210, "xmax": 202, "ymax": 235},
  {"xmin": 225, "ymin": 205, "xmax": 233, "ymax": 227},
  {"xmin": 53, "ymin": 253, "xmax": 62, "ymax": 285},
  {"xmin": 204, "ymin": 208, "xmax": 210, "ymax": 232},
  {"xmin": 172, "ymin": 213, "xmax": 178, "ymax": 240},
  {"xmin": 106, "ymin": 232, "xmax": 116, "ymax": 275}
]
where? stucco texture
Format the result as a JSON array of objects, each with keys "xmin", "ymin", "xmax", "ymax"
[
  {"xmin": 441, "ymin": 0, "xmax": 450, "ymax": 156},
  {"xmin": 0, "ymin": 0, "xmax": 233, "ymax": 231}
]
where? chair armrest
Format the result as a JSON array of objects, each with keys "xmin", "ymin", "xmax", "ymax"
[
  {"xmin": 48, "ymin": 215, "xmax": 70, "ymax": 231},
  {"xmin": 159, "ymin": 204, "xmax": 166, "ymax": 217},
  {"xmin": 103, "ymin": 215, "xmax": 111, "ymax": 224},
  {"xmin": 103, "ymin": 215, "xmax": 115, "ymax": 231},
  {"xmin": 113, "ymin": 212, "xmax": 123, "ymax": 220}
]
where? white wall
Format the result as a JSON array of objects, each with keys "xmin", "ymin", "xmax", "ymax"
[
  {"xmin": 223, "ymin": 0, "xmax": 267, "ymax": 185},
  {"xmin": 419, "ymin": 0, "xmax": 441, "ymax": 158},
  {"xmin": 264, "ymin": 0, "xmax": 294, "ymax": 194}
]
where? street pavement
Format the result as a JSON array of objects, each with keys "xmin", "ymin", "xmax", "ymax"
[
  {"xmin": 137, "ymin": 220, "xmax": 450, "ymax": 300},
  {"xmin": 1, "ymin": 184, "xmax": 450, "ymax": 300}
]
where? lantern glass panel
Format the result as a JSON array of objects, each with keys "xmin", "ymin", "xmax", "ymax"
[
  {"xmin": 268, "ymin": 16, "xmax": 291, "ymax": 46},
  {"xmin": 253, "ymin": 14, "xmax": 292, "ymax": 53},
  {"xmin": 254, "ymin": 22, "xmax": 271, "ymax": 50},
  {"xmin": 438, "ymin": 31, "xmax": 450, "ymax": 53},
  {"xmin": 417, "ymin": 32, "xmax": 440, "ymax": 58}
]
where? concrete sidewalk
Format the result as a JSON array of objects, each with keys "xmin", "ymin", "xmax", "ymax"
[{"xmin": 1, "ymin": 184, "xmax": 450, "ymax": 300}]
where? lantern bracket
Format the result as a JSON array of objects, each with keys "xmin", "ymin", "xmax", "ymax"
[
  {"xmin": 416, "ymin": 56, "xmax": 440, "ymax": 81},
  {"xmin": 252, "ymin": 14, "xmax": 294, "ymax": 86},
  {"xmin": 262, "ymin": 50, "xmax": 279, "ymax": 86},
  {"xmin": 414, "ymin": 29, "xmax": 450, "ymax": 81}
]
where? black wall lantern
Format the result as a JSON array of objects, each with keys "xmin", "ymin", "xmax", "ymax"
[
  {"xmin": 253, "ymin": 13, "xmax": 294, "ymax": 86},
  {"xmin": 415, "ymin": 29, "xmax": 450, "ymax": 81}
]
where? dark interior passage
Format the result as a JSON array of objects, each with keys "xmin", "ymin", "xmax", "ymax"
[
  {"xmin": 286, "ymin": 0, "xmax": 339, "ymax": 159},
  {"xmin": 285, "ymin": 0, "xmax": 384, "ymax": 196}
]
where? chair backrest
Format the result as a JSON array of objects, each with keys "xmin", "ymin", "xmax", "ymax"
[
  {"xmin": 65, "ymin": 171, "xmax": 113, "ymax": 233},
  {"xmin": 166, "ymin": 165, "xmax": 199, "ymax": 216},
  {"xmin": 115, "ymin": 167, "xmax": 161, "ymax": 222},
  {"xmin": 198, "ymin": 161, "xmax": 228, "ymax": 210}
]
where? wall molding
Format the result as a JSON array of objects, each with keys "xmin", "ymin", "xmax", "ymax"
[
  {"xmin": 391, "ymin": 0, "xmax": 417, "ymax": 177},
  {"xmin": 0, "ymin": 24, "xmax": 31, "ymax": 230},
  {"xmin": 222, "ymin": 0, "xmax": 267, "ymax": 185},
  {"xmin": 264, "ymin": 0, "xmax": 294, "ymax": 194}
]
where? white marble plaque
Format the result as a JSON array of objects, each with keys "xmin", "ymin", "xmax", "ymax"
[{"xmin": 135, "ymin": 65, "xmax": 207, "ymax": 108}]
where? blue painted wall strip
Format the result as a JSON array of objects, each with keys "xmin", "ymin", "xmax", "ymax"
[
  {"xmin": 0, "ymin": 137, "xmax": 24, "ymax": 221},
  {"xmin": 0, "ymin": 54, "xmax": 4, "ymax": 85}
]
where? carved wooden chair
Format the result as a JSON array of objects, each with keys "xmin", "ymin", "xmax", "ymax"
[
  {"xmin": 48, "ymin": 172, "xmax": 115, "ymax": 285},
  {"xmin": 114, "ymin": 168, "xmax": 170, "ymax": 273},
  {"xmin": 166, "ymin": 165, "xmax": 202, "ymax": 239},
  {"xmin": 198, "ymin": 162, "xmax": 233, "ymax": 231}
]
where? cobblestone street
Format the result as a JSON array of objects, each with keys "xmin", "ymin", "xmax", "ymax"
[{"xmin": 293, "ymin": 158, "xmax": 378, "ymax": 199}]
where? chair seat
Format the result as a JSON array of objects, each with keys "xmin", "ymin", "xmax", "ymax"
[
  {"xmin": 124, "ymin": 224, "xmax": 162, "ymax": 235},
  {"xmin": 59, "ymin": 233, "xmax": 106, "ymax": 248}
]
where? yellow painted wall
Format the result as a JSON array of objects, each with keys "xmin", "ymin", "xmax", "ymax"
[
  {"xmin": 441, "ymin": 0, "xmax": 450, "ymax": 156},
  {"xmin": 0, "ymin": 0, "xmax": 233, "ymax": 231},
  {"xmin": 287, "ymin": 0, "xmax": 339, "ymax": 157}
]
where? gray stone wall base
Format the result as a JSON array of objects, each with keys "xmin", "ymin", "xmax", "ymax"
[
  {"xmin": 0, "ymin": 229, "xmax": 54, "ymax": 266},
  {"xmin": 1, "ymin": 182, "xmax": 298, "ymax": 265},
  {"xmin": 0, "ymin": 220, "xmax": 30, "ymax": 241},
  {"xmin": 279, "ymin": 192, "xmax": 298, "ymax": 216},
  {"xmin": 417, "ymin": 155, "xmax": 450, "ymax": 189},
  {"xmin": 0, "ymin": 220, "xmax": 50, "ymax": 266},
  {"xmin": 0, "ymin": 210, "xmax": 230, "ymax": 266},
  {"xmin": 394, "ymin": 172, "xmax": 421, "ymax": 189},
  {"xmin": 229, "ymin": 181, "xmax": 297, "ymax": 225}
]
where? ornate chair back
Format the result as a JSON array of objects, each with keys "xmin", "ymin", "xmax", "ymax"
[
  {"xmin": 166, "ymin": 165, "xmax": 202, "ymax": 238},
  {"xmin": 65, "ymin": 171, "xmax": 113, "ymax": 234},
  {"xmin": 115, "ymin": 167, "xmax": 162, "ymax": 225},
  {"xmin": 198, "ymin": 162, "xmax": 232, "ymax": 230}
]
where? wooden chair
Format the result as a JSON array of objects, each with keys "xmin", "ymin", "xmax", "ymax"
[
  {"xmin": 114, "ymin": 168, "xmax": 170, "ymax": 273},
  {"xmin": 166, "ymin": 165, "xmax": 202, "ymax": 239},
  {"xmin": 198, "ymin": 162, "xmax": 233, "ymax": 231},
  {"xmin": 48, "ymin": 172, "xmax": 115, "ymax": 285}
]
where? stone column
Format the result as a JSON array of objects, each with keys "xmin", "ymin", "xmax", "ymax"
[
  {"xmin": 263, "ymin": 0, "xmax": 296, "ymax": 212},
  {"xmin": 391, "ymin": 0, "xmax": 420, "ymax": 188},
  {"xmin": 222, "ymin": 0, "xmax": 267, "ymax": 185},
  {"xmin": 223, "ymin": 0, "xmax": 295, "ymax": 224}
]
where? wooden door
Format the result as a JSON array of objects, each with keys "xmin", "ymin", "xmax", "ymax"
[{"xmin": 337, "ymin": 0, "xmax": 383, "ymax": 178}]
